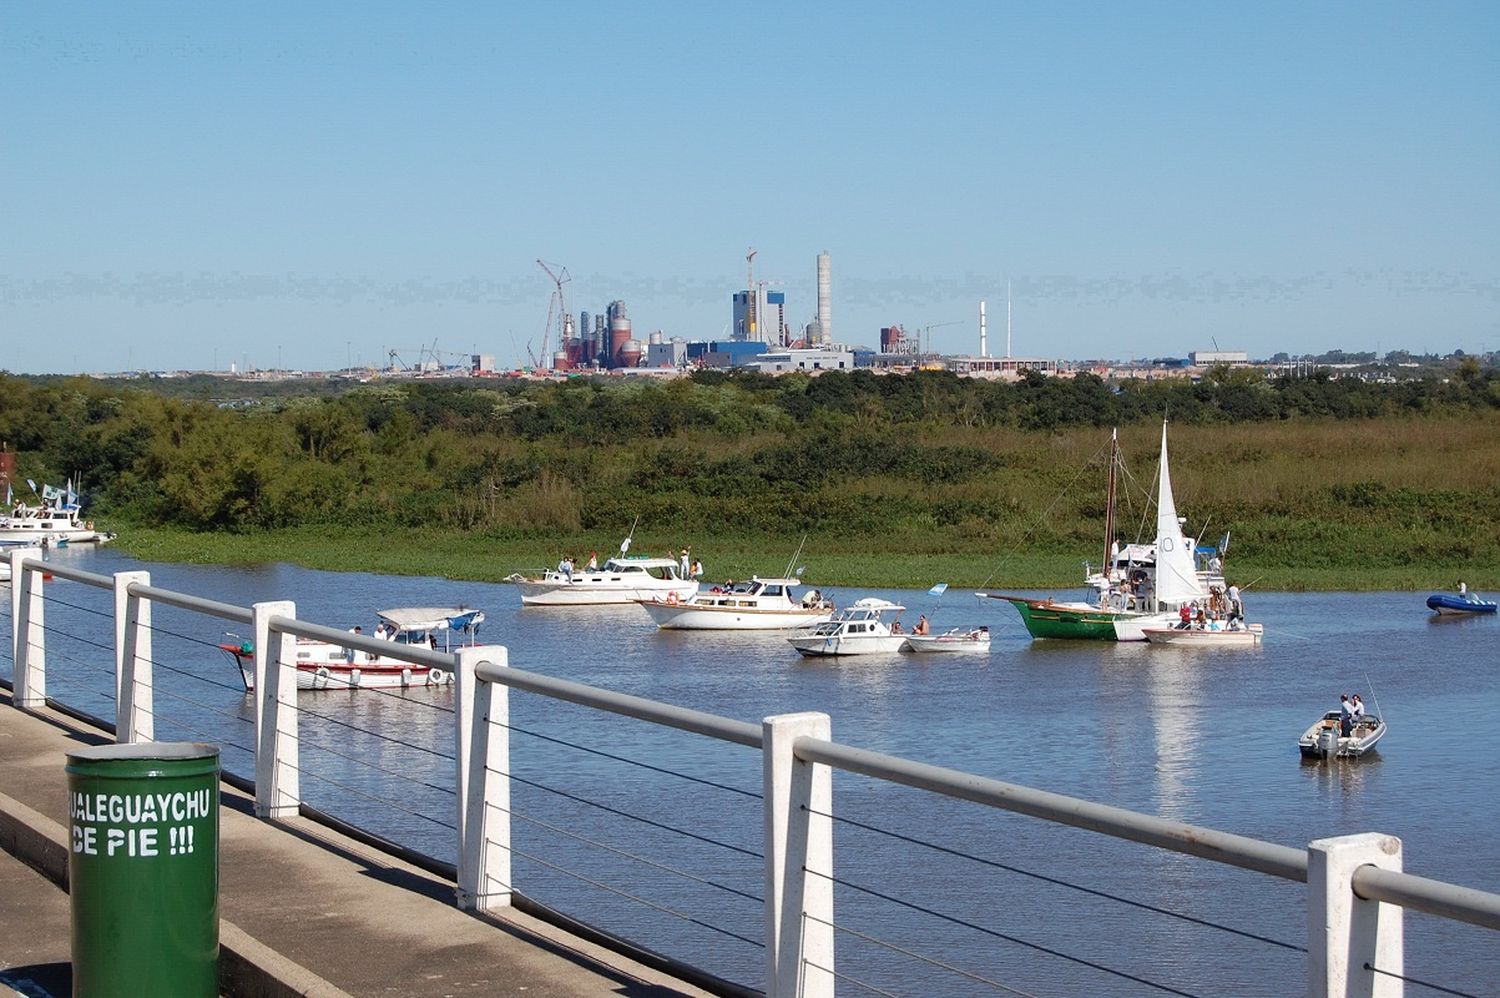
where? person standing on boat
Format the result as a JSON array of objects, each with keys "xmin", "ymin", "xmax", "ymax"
[
  {"xmin": 1351, "ymin": 694, "xmax": 1366, "ymax": 720},
  {"xmin": 557, "ymin": 556, "xmax": 574, "ymax": 582},
  {"xmin": 346, "ymin": 625, "xmax": 362, "ymax": 663},
  {"xmin": 691, "ymin": 558, "xmax": 703, "ymax": 579},
  {"xmin": 586, "ymin": 551, "xmax": 598, "ymax": 571},
  {"xmin": 679, "ymin": 548, "xmax": 691, "ymax": 578},
  {"xmin": 1227, "ymin": 584, "xmax": 1243, "ymax": 623},
  {"xmin": 1459, "ymin": 581, "xmax": 1473, "ymax": 601},
  {"xmin": 1339, "ymin": 694, "xmax": 1354, "ymax": 737}
]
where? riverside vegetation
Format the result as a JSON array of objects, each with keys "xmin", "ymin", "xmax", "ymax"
[{"xmin": 3, "ymin": 364, "xmax": 1498, "ymax": 590}]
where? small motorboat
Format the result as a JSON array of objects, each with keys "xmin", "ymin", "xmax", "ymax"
[
  {"xmin": 1425, "ymin": 593, "xmax": 1497, "ymax": 616},
  {"xmin": 1141, "ymin": 623, "xmax": 1264, "ymax": 646},
  {"xmin": 220, "ymin": 607, "xmax": 485, "ymax": 691},
  {"xmin": 902, "ymin": 627, "xmax": 991, "ymax": 654},
  {"xmin": 638, "ymin": 577, "xmax": 833, "ymax": 630},
  {"xmin": 1298, "ymin": 711, "xmax": 1386, "ymax": 759},
  {"xmin": 787, "ymin": 598, "xmax": 909, "ymax": 657}
]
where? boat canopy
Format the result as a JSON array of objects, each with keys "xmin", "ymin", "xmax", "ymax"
[
  {"xmin": 603, "ymin": 557, "xmax": 680, "ymax": 570},
  {"xmin": 848, "ymin": 598, "xmax": 906, "ymax": 612},
  {"xmin": 377, "ymin": 607, "xmax": 485, "ymax": 632}
]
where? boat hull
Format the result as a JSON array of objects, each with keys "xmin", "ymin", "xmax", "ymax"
[
  {"xmin": 1005, "ymin": 598, "xmax": 1129, "ymax": 641},
  {"xmin": 1426, "ymin": 594, "xmax": 1497, "ymax": 615},
  {"xmin": 519, "ymin": 580, "xmax": 698, "ymax": 606},
  {"xmin": 1299, "ymin": 715, "xmax": 1385, "ymax": 758},
  {"xmin": 639, "ymin": 600, "xmax": 830, "ymax": 630},
  {"xmin": 787, "ymin": 634, "xmax": 908, "ymax": 657},
  {"xmin": 1141, "ymin": 624, "xmax": 1263, "ymax": 647},
  {"xmin": 225, "ymin": 649, "xmax": 456, "ymax": 691},
  {"xmin": 902, "ymin": 633, "xmax": 991, "ymax": 654}
]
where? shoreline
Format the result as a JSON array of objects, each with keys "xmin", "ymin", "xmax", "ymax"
[{"xmin": 105, "ymin": 525, "xmax": 1497, "ymax": 593}]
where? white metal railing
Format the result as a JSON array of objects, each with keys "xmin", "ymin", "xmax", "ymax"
[{"xmin": 6, "ymin": 547, "xmax": 1500, "ymax": 997}]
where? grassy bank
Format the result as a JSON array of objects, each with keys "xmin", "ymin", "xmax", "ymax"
[{"xmin": 113, "ymin": 524, "xmax": 1496, "ymax": 592}]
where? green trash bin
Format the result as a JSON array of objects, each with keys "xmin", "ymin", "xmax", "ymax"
[{"xmin": 66, "ymin": 742, "xmax": 220, "ymax": 998}]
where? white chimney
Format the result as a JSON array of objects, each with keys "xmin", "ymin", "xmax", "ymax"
[{"xmin": 979, "ymin": 300, "xmax": 988, "ymax": 358}]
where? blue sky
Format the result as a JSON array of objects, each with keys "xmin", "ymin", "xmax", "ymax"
[{"xmin": 3, "ymin": 2, "xmax": 1497, "ymax": 373}]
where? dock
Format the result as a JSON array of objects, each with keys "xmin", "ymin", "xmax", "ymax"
[{"xmin": 0, "ymin": 687, "xmax": 717, "ymax": 998}]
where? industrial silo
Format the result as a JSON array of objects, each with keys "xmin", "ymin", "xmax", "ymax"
[{"xmin": 619, "ymin": 340, "xmax": 644, "ymax": 369}]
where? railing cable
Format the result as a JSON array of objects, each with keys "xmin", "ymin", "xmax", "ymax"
[
  {"xmin": 809, "ymin": 868, "xmax": 1202, "ymax": 998},
  {"xmin": 1365, "ymin": 962, "xmax": 1481, "ymax": 998},
  {"xmin": 488, "ymin": 765, "xmax": 762, "ymax": 860},
  {"xmin": 809, "ymin": 806, "xmax": 1304, "ymax": 952},
  {"xmin": 503, "ymin": 721, "xmax": 761, "ymax": 799},
  {"xmin": 799, "ymin": 960, "xmax": 901, "ymax": 998},
  {"xmin": 806, "ymin": 913, "xmax": 1042, "ymax": 997}
]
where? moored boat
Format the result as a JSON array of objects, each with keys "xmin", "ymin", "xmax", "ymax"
[
  {"xmin": 787, "ymin": 598, "xmax": 909, "ymax": 657},
  {"xmin": 638, "ymin": 577, "xmax": 833, "ymax": 630},
  {"xmin": 1426, "ymin": 593, "xmax": 1497, "ymax": 616},
  {"xmin": 902, "ymin": 627, "xmax": 991, "ymax": 654},
  {"xmin": 220, "ymin": 607, "xmax": 485, "ymax": 691},
  {"xmin": 516, "ymin": 554, "xmax": 697, "ymax": 606},
  {"xmin": 1141, "ymin": 623, "xmax": 1263, "ymax": 647},
  {"xmin": 1298, "ymin": 711, "xmax": 1386, "ymax": 759},
  {"xmin": 0, "ymin": 502, "xmax": 115, "ymax": 545}
]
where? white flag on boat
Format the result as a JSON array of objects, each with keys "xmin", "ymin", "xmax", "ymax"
[
  {"xmin": 41, "ymin": 484, "xmax": 62, "ymax": 502},
  {"xmin": 928, "ymin": 583, "xmax": 949, "ymax": 596}
]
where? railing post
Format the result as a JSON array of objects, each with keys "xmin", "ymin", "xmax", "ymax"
[
  {"xmin": 454, "ymin": 645, "xmax": 511, "ymax": 912},
  {"xmin": 11, "ymin": 549, "xmax": 45, "ymax": 708},
  {"xmin": 113, "ymin": 571, "xmax": 153, "ymax": 742},
  {"xmin": 763, "ymin": 712, "xmax": 834, "ymax": 998},
  {"xmin": 252, "ymin": 601, "xmax": 300, "ymax": 818},
  {"xmin": 1308, "ymin": 833, "xmax": 1404, "ymax": 998}
]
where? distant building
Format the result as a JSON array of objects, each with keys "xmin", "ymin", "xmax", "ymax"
[
  {"xmin": 688, "ymin": 340, "xmax": 770, "ymax": 368},
  {"xmin": 646, "ymin": 337, "xmax": 688, "ymax": 368},
  {"xmin": 732, "ymin": 289, "xmax": 786, "ymax": 343},
  {"xmin": 945, "ymin": 356, "xmax": 1059, "ymax": 380},
  {"xmin": 751, "ymin": 347, "xmax": 853, "ymax": 374},
  {"xmin": 472, "ymin": 354, "xmax": 497, "ymax": 373},
  {"xmin": 1190, "ymin": 350, "xmax": 1249, "ymax": 366}
]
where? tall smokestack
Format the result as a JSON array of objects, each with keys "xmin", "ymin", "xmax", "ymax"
[
  {"xmin": 816, "ymin": 251, "xmax": 831, "ymax": 345},
  {"xmin": 979, "ymin": 300, "xmax": 988, "ymax": 358},
  {"xmin": 1007, "ymin": 280, "xmax": 1012, "ymax": 358}
]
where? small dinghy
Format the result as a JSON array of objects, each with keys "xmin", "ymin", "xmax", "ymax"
[
  {"xmin": 1298, "ymin": 711, "xmax": 1386, "ymax": 759},
  {"xmin": 903, "ymin": 627, "xmax": 991, "ymax": 654},
  {"xmin": 1425, "ymin": 593, "xmax": 1497, "ymax": 616}
]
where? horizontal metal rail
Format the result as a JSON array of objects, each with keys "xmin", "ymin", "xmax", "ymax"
[
  {"xmin": 271, "ymin": 615, "xmax": 457, "ymax": 672},
  {"xmin": 127, "ymin": 582, "xmax": 254, "ymax": 624},
  {"xmin": 18, "ymin": 558, "xmax": 112, "ymax": 589},
  {"xmin": 795, "ymin": 737, "xmax": 1310, "ymax": 882},
  {"xmin": 1353, "ymin": 865, "xmax": 1500, "ymax": 931},
  {"xmin": 474, "ymin": 660, "xmax": 763, "ymax": 748}
]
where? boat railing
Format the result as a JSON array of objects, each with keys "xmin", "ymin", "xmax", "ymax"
[{"xmin": 5, "ymin": 546, "xmax": 1499, "ymax": 998}]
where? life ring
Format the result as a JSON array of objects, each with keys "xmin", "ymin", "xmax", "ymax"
[
  {"xmin": 314, "ymin": 666, "xmax": 330, "ymax": 690},
  {"xmin": 427, "ymin": 668, "xmax": 447, "ymax": 686}
]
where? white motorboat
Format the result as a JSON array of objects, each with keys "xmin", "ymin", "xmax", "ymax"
[
  {"xmin": 516, "ymin": 554, "xmax": 697, "ymax": 606},
  {"xmin": 902, "ymin": 627, "xmax": 991, "ymax": 654},
  {"xmin": 638, "ymin": 577, "xmax": 833, "ymax": 630},
  {"xmin": 220, "ymin": 607, "xmax": 485, "ymax": 691},
  {"xmin": 0, "ymin": 503, "xmax": 115, "ymax": 545},
  {"xmin": 1141, "ymin": 623, "xmax": 1264, "ymax": 647},
  {"xmin": 787, "ymin": 598, "xmax": 909, "ymax": 657},
  {"xmin": 1298, "ymin": 711, "xmax": 1386, "ymax": 759}
]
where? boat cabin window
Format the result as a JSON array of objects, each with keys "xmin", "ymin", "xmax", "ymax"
[{"xmin": 763, "ymin": 585, "xmax": 785, "ymax": 597}]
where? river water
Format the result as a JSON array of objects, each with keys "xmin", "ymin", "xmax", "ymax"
[{"xmin": 5, "ymin": 545, "xmax": 1497, "ymax": 997}]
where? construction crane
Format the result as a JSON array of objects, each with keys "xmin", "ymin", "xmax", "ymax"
[
  {"xmin": 920, "ymin": 320, "xmax": 962, "ymax": 354},
  {"xmin": 536, "ymin": 260, "xmax": 572, "ymax": 369},
  {"xmin": 745, "ymin": 248, "xmax": 757, "ymax": 340}
]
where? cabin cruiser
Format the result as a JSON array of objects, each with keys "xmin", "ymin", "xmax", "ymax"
[
  {"xmin": 219, "ymin": 607, "xmax": 485, "ymax": 691},
  {"xmin": 787, "ymin": 598, "xmax": 909, "ymax": 657},
  {"xmin": 638, "ymin": 577, "xmax": 833, "ymax": 630},
  {"xmin": 0, "ymin": 503, "xmax": 115, "ymax": 545},
  {"xmin": 1299, "ymin": 710, "xmax": 1386, "ymax": 759},
  {"xmin": 516, "ymin": 554, "xmax": 698, "ymax": 606}
]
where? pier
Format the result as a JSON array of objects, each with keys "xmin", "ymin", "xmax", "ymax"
[{"xmin": 4, "ymin": 548, "xmax": 1500, "ymax": 996}]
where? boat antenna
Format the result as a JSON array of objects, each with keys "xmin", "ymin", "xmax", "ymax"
[
  {"xmin": 1363, "ymin": 671, "xmax": 1386, "ymax": 721},
  {"xmin": 783, "ymin": 534, "xmax": 809, "ymax": 580}
]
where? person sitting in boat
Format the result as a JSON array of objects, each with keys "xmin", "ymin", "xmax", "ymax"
[
  {"xmin": 913, "ymin": 615, "xmax": 930, "ymax": 635},
  {"xmin": 691, "ymin": 558, "xmax": 703, "ymax": 578},
  {"xmin": 586, "ymin": 551, "xmax": 599, "ymax": 571},
  {"xmin": 890, "ymin": 619, "xmax": 904, "ymax": 635},
  {"xmin": 801, "ymin": 589, "xmax": 820, "ymax": 608},
  {"xmin": 1177, "ymin": 604, "xmax": 1192, "ymax": 629},
  {"xmin": 1193, "ymin": 607, "xmax": 1208, "ymax": 630}
]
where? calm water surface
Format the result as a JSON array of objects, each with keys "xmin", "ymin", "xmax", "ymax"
[{"xmin": 7, "ymin": 545, "xmax": 1497, "ymax": 997}]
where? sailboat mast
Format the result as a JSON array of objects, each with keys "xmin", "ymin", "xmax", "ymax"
[{"xmin": 1102, "ymin": 428, "xmax": 1118, "ymax": 583}]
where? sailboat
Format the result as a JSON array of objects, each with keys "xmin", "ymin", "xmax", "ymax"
[{"xmin": 979, "ymin": 422, "xmax": 1209, "ymax": 641}]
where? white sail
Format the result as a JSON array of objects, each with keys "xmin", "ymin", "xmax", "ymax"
[{"xmin": 1153, "ymin": 422, "xmax": 1206, "ymax": 607}]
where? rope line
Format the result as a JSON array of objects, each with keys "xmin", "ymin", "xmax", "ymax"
[
  {"xmin": 806, "ymin": 913, "xmax": 1041, "ymax": 998},
  {"xmin": 978, "ymin": 439, "xmax": 1111, "ymax": 590},
  {"xmin": 484, "ymin": 801, "xmax": 762, "ymax": 905},
  {"xmin": 808, "ymin": 807, "xmax": 1304, "ymax": 952},
  {"xmin": 503, "ymin": 721, "xmax": 761, "ymax": 800},
  {"xmin": 487, "ymin": 765, "xmax": 762, "ymax": 860},
  {"xmin": 811, "ymin": 869, "xmax": 1202, "ymax": 998}
]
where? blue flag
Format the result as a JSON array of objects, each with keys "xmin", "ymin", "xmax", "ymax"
[{"xmin": 928, "ymin": 583, "xmax": 949, "ymax": 596}]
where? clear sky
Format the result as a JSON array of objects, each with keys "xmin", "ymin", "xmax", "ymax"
[{"xmin": 3, "ymin": 2, "xmax": 1497, "ymax": 373}]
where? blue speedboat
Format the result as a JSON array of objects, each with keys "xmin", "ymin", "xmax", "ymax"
[{"xmin": 1426, "ymin": 593, "xmax": 1497, "ymax": 615}]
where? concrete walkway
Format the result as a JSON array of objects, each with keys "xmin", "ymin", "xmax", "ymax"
[{"xmin": 0, "ymin": 689, "xmax": 725, "ymax": 997}]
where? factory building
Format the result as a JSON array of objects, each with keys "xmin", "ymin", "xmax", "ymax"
[
  {"xmin": 687, "ymin": 340, "xmax": 770, "ymax": 368},
  {"xmin": 732, "ymin": 289, "xmax": 786, "ymax": 343},
  {"xmin": 751, "ymin": 347, "xmax": 854, "ymax": 374},
  {"xmin": 645, "ymin": 333, "xmax": 688, "ymax": 369},
  {"xmin": 1190, "ymin": 350, "xmax": 1249, "ymax": 366},
  {"xmin": 945, "ymin": 356, "xmax": 1060, "ymax": 380}
]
